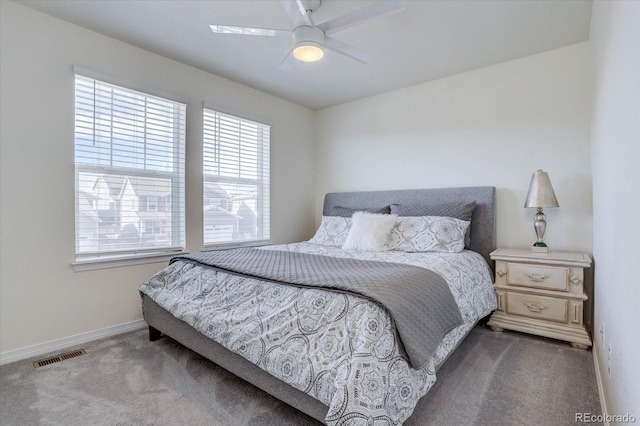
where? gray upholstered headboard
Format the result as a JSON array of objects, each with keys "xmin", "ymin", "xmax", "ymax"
[{"xmin": 323, "ymin": 186, "xmax": 496, "ymax": 266}]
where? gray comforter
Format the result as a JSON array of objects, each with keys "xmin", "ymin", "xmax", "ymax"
[{"xmin": 173, "ymin": 248, "xmax": 463, "ymax": 368}]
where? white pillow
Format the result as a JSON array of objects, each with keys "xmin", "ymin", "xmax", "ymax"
[
  {"xmin": 308, "ymin": 216, "xmax": 352, "ymax": 247},
  {"xmin": 387, "ymin": 216, "xmax": 470, "ymax": 253},
  {"xmin": 342, "ymin": 212, "xmax": 397, "ymax": 251}
]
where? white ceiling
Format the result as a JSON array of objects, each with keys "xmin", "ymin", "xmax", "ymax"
[{"xmin": 18, "ymin": 0, "xmax": 592, "ymax": 110}]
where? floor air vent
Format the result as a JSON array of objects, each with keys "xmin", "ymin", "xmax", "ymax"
[{"xmin": 33, "ymin": 349, "xmax": 87, "ymax": 369}]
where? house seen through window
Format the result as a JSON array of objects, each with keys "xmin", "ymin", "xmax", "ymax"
[
  {"xmin": 203, "ymin": 109, "xmax": 270, "ymax": 246},
  {"xmin": 74, "ymin": 74, "xmax": 186, "ymax": 258}
]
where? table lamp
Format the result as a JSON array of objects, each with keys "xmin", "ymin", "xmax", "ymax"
[{"xmin": 524, "ymin": 170, "xmax": 559, "ymax": 253}]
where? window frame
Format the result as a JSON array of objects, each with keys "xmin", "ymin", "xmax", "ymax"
[
  {"xmin": 72, "ymin": 68, "xmax": 187, "ymax": 271},
  {"xmin": 202, "ymin": 106, "xmax": 271, "ymax": 249}
]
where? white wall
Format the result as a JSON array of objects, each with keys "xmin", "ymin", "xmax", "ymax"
[
  {"xmin": 0, "ymin": 2, "xmax": 315, "ymax": 355},
  {"xmin": 590, "ymin": 0, "xmax": 640, "ymax": 419},
  {"xmin": 315, "ymin": 42, "xmax": 592, "ymax": 254}
]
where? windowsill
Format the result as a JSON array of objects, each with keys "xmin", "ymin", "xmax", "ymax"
[
  {"xmin": 72, "ymin": 250, "xmax": 188, "ymax": 272},
  {"xmin": 73, "ymin": 241, "xmax": 271, "ymax": 271},
  {"xmin": 202, "ymin": 240, "xmax": 271, "ymax": 251}
]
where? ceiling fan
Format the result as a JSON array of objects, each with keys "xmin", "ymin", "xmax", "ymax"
[{"xmin": 210, "ymin": 0, "xmax": 405, "ymax": 66}]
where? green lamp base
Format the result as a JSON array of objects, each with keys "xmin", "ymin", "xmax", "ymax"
[{"xmin": 531, "ymin": 242, "xmax": 549, "ymax": 253}]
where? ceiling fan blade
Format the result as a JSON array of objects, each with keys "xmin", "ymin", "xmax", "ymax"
[
  {"xmin": 210, "ymin": 25, "xmax": 290, "ymax": 37},
  {"xmin": 325, "ymin": 37, "xmax": 375, "ymax": 64},
  {"xmin": 318, "ymin": 0, "xmax": 405, "ymax": 35},
  {"xmin": 279, "ymin": 0, "xmax": 313, "ymax": 26},
  {"xmin": 278, "ymin": 50, "xmax": 297, "ymax": 70},
  {"xmin": 295, "ymin": 0, "xmax": 314, "ymax": 26},
  {"xmin": 280, "ymin": 0, "xmax": 306, "ymax": 26}
]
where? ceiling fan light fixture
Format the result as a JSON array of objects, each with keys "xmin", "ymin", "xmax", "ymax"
[
  {"xmin": 293, "ymin": 42, "xmax": 324, "ymax": 62},
  {"xmin": 292, "ymin": 25, "xmax": 325, "ymax": 62}
]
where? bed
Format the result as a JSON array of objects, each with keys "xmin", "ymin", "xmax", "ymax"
[{"xmin": 139, "ymin": 186, "xmax": 496, "ymax": 425}]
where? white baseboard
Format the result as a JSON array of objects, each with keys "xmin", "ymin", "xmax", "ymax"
[
  {"xmin": 0, "ymin": 319, "xmax": 147, "ymax": 366},
  {"xmin": 592, "ymin": 347, "xmax": 610, "ymax": 426}
]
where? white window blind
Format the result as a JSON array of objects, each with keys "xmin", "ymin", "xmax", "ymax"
[
  {"xmin": 74, "ymin": 74, "xmax": 186, "ymax": 259},
  {"xmin": 203, "ymin": 109, "xmax": 270, "ymax": 246}
]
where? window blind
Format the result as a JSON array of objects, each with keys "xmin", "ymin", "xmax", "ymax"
[
  {"xmin": 203, "ymin": 109, "xmax": 270, "ymax": 246},
  {"xmin": 74, "ymin": 74, "xmax": 186, "ymax": 259}
]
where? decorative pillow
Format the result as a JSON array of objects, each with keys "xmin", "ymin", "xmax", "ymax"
[
  {"xmin": 330, "ymin": 205, "xmax": 391, "ymax": 217},
  {"xmin": 387, "ymin": 216, "xmax": 470, "ymax": 253},
  {"xmin": 342, "ymin": 212, "xmax": 397, "ymax": 251},
  {"xmin": 390, "ymin": 201, "xmax": 476, "ymax": 247},
  {"xmin": 308, "ymin": 216, "xmax": 352, "ymax": 247}
]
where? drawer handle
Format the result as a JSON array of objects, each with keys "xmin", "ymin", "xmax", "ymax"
[
  {"xmin": 525, "ymin": 273, "xmax": 548, "ymax": 282},
  {"xmin": 523, "ymin": 302, "xmax": 548, "ymax": 313}
]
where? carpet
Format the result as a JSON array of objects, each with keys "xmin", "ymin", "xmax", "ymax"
[{"xmin": 0, "ymin": 325, "xmax": 601, "ymax": 425}]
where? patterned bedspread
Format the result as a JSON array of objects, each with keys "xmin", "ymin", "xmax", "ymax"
[
  {"xmin": 139, "ymin": 242, "xmax": 496, "ymax": 425},
  {"xmin": 173, "ymin": 248, "xmax": 463, "ymax": 369}
]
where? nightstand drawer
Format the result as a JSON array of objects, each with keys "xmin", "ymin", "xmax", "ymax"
[
  {"xmin": 507, "ymin": 263, "xmax": 569, "ymax": 291},
  {"xmin": 506, "ymin": 292, "xmax": 568, "ymax": 323}
]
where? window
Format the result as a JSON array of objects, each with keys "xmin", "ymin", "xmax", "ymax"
[
  {"xmin": 74, "ymin": 73, "xmax": 186, "ymax": 261},
  {"xmin": 147, "ymin": 197, "xmax": 158, "ymax": 212},
  {"xmin": 203, "ymin": 109, "xmax": 270, "ymax": 246}
]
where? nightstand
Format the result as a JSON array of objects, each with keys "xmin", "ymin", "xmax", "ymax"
[{"xmin": 487, "ymin": 248, "xmax": 592, "ymax": 349}]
